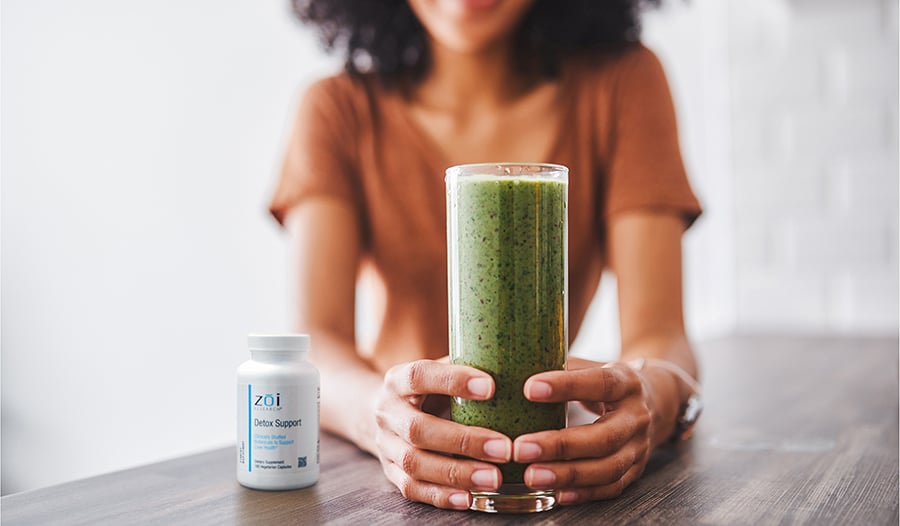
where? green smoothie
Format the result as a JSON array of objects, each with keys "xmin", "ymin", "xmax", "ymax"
[{"xmin": 448, "ymin": 174, "xmax": 567, "ymax": 484}]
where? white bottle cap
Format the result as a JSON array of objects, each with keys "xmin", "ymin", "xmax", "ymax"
[{"xmin": 247, "ymin": 334, "xmax": 310, "ymax": 352}]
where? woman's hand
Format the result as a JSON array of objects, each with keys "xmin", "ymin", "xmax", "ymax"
[
  {"xmin": 512, "ymin": 357, "xmax": 676, "ymax": 505},
  {"xmin": 374, "ymin": 359, "xmax": 514, "ymax": 510}
]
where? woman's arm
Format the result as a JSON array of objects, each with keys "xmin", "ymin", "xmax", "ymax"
[
  {"xmin": 611, "ymin": 211, "xmax": 698, "ymax": 448},
  {"xmin": 510, "ymin": 210, "xmax": 699, "ymax": 504},
  {"xmin": 284, "ymin": 199, "xmax": 382, "ymax": 455},
  {"xmin": 285, "ymin": 199, "xmax": 513, "ymax": 508}
]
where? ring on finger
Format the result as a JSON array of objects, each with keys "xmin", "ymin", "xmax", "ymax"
[{"xmin": 592, "ymin": 402, "xmax": 608, "ymax": 423}]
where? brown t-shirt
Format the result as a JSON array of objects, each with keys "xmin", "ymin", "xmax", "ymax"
[{"xmin": 270, "ymin": 44, "xmax": 701, "ymax": 372}]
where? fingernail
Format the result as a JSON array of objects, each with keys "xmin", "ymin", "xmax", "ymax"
[
  {"xmin": 527, "ymin": 381, "xmax": 552, "ymax": 400},
  {"xmin": 449, "ymin": 492, "xmax": 470, "ymax": 509},
  {"xmin": 483, "ymin": 439, "xmax": 511, "ymax": 461},
  {"xmin": 471, "ymin": 469, "xmax": 498, "ymax": 489},
  {"xmin": 528, "ymin": 468, "xmax": 556, "ymax": 487},
  {"xmin": 467, "ymin": 377, "xmax": 491, "ymax": 398},
  {"xmin": 557, "ymin": 489, "xmax": 578, "ymax": 504},
  {"xmin": 515, "ymin": 441, "xmax": 542, "ymax": 462}
]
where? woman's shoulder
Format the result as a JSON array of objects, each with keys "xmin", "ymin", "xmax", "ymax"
[
  {"xmin": 293, "ymin": 70, "xmax": 393, "ymax": 135},
  {"xmin": 564, "ymin": 43, "xmax": 668, "ymax": 89},
  {"xmin": 300, "ymin": 70, "xmax": 382, "ymax": 111}
]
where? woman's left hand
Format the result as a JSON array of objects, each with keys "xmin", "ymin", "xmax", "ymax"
[{"xmin": 512, "ymin": 356, "xmax": 667, "ymax": 505}]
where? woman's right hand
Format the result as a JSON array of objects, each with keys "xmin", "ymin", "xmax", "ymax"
[{"xmin": 374, "ymin": 359, "xmax": 513, "ymax": 510}]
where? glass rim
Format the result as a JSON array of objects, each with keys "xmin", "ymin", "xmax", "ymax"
[{"xmin": 445, "ymin": 162, "xmax": 569, "ymax": 181}]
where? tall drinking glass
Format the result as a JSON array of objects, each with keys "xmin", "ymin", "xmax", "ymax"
[{"xmin": 446, "ymin": 163, "xmax": 568, "ymax": 513}]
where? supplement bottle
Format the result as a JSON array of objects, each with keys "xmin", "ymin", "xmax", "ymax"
[{"xmin": 237, "ymin": 334, "xmax": 320, "ymax": 490}]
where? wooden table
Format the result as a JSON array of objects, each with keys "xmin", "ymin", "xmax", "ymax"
[{"xmin": 3, "ymin": 336, "xmax": 898, "ymax": 525}]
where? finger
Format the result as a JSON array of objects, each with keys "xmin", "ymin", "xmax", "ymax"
[
  {"xmin": 513, "ymin": 409, "xmax": 649, "ymax": 462},
  {"xmin": 385, "ymin": 360, "xmax": 495, "ymax": 400},
  {"xmin": 524, "ymin": 363, "xmax": 638, "ymax": 403},
  {"xmin": 380, "ymin": 431, "xmax": 502, "ymax": 491},
  {"xmin": 383, "ymin": 461, "xmax": 472, "ymax": 510},
  {"xmin": 522, "ymin": 442, "xmax": 648, "ymax": 490},
  {"xmin": 376, "ymin": 398, "xmax": 511, "ymax": 462},
  {"xmin": 555, "ymin": 460, "xmax": 647, "ymax": 505}
]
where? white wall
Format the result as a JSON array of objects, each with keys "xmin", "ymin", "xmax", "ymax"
[
  {"xmin": 578, "ymin": 0, "xmax": 900, "ymax": 354},
  {"xmin": 728, "ymin": 0, "xmax": 899, "ymax": 331},
  {"xmin": 2, "ymin": 0, "xmax": 338, "ymax": 494}
]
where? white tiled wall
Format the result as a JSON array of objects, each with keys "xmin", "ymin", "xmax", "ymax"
[
  {"xmin": 576, "ymin": 0, "xmax": 899, "ymax": 359},
  {"xmin": 729, "ymin": 0, "xmax": 898, "ymax": 332}
]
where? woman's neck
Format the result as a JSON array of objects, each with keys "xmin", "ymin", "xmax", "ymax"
[{"xmin": 411, "ymin": 38, "xmax": 532, "ymax": 113}]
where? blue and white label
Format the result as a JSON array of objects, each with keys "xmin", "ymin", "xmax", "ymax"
[{"xmin": 237, "ymin": 383, "xmax": 319, "ymax": 474}]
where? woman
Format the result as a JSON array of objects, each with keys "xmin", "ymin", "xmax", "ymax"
[{"xmin": 270, "ymin": 0, "xmax": 702, "ymax": 510}]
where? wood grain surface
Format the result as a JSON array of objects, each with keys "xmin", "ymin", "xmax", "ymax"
[{"xmin": 3, "ymin": 335, "xmax": 898, "ymax": 525}]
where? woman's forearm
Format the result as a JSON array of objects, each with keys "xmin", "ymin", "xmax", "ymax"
[
  {"xmin": 306, "ymin": 330, "xmax": 383, "ymax": 456},
  {"xmin": 607, "ymin": 211, "xmax": 700, "ymax": 447},
  {"xmin": 283, "ymin": 202, "xmax": 379, "ymax": 453}
]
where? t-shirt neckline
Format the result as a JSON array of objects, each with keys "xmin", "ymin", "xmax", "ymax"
[{"xmin": 385, "ymin": 68, "xmax": 575, "ymax": 175}]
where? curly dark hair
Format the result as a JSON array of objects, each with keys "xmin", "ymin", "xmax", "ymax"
[{"xmin": 292, "ymin": 0, "xmax": 662, "ymax": 83}]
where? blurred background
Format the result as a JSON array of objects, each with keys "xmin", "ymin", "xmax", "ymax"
[{"xmin": 2, "ymin": 0, "xmax": 897, "ymax": 494}]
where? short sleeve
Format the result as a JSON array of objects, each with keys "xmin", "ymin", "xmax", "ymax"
[
  {"xmin": 604, "ymin": 46, "xmax": 702, "ymax": 227},
  {"xmin": 268, "ymin": 76, "xmax": 361, "ymax": 226}
]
